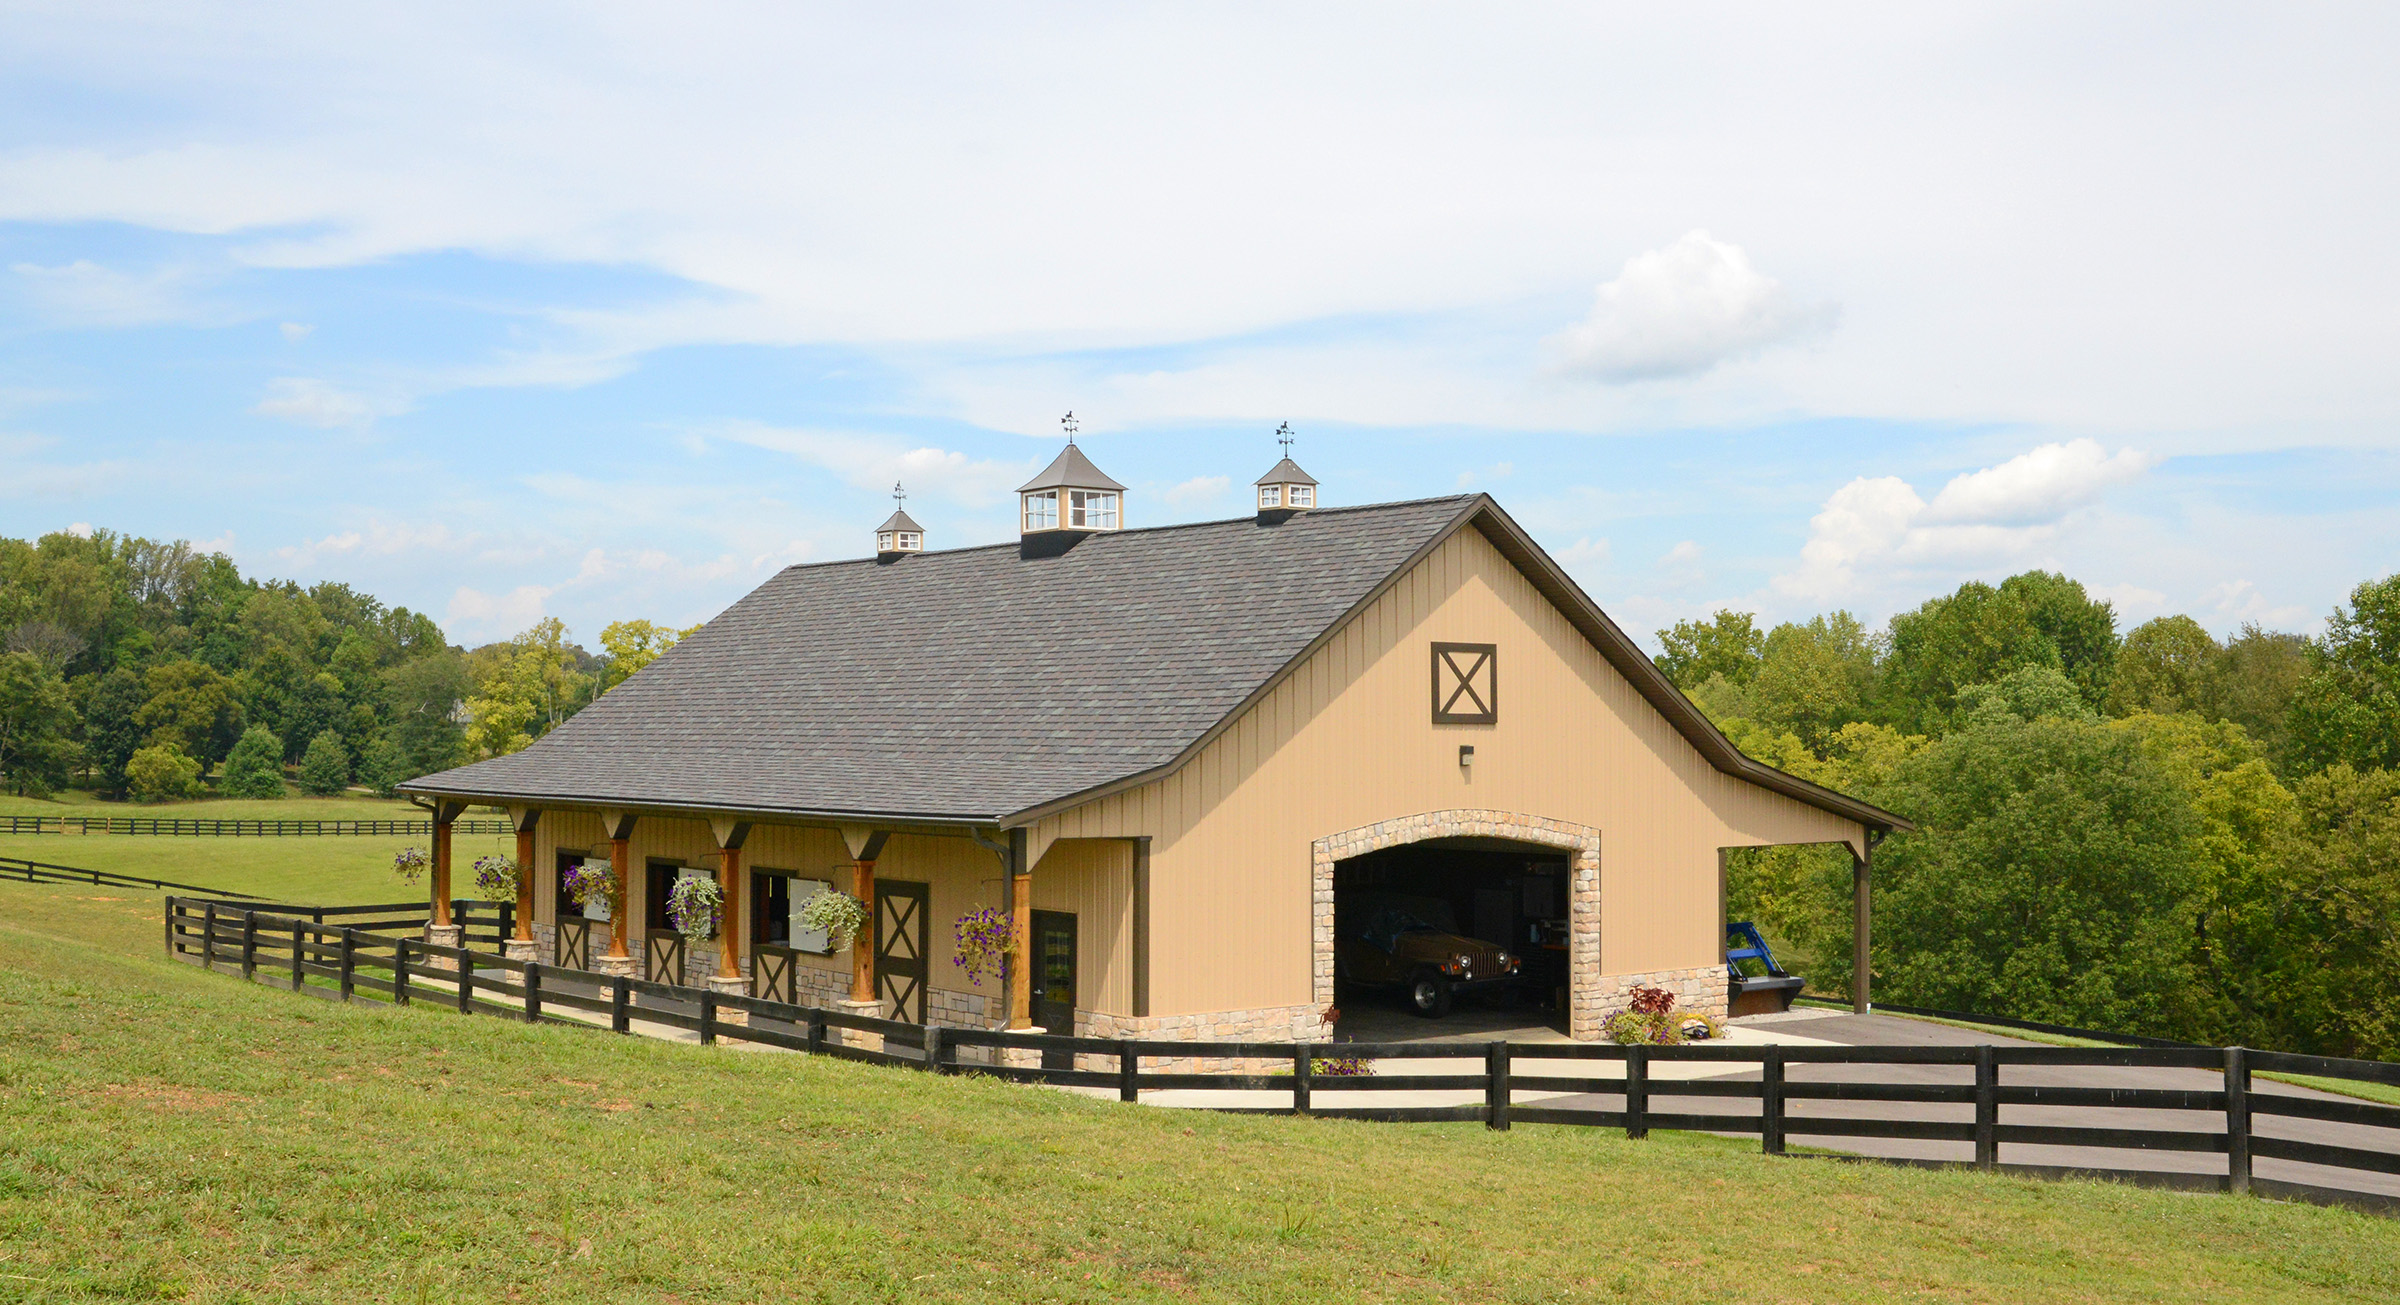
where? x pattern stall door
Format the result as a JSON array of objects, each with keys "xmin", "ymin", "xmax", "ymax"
[{"xmin": 875, "ymin": 879, "xmax": 929, "ymax": 1024}]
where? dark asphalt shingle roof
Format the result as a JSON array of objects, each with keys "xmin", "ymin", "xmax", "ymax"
[{"xmin": 404, "ymin": 497, "xmax": 1477, "ymax": 822}]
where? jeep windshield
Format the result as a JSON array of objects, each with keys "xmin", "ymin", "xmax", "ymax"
[{"xmin": 1360, "ymin": 907, "xmax": 1448, "ymax": 953}]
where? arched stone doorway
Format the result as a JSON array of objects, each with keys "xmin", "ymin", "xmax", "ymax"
[{"xmin": 1312, "ymin": 810, "xmax": 1604, "ymax": 1038}]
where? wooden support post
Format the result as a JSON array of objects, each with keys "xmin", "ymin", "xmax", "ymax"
[
  {"xmin": 1486, "ymin": 1042, "xmax": 1511, "ymax": 1131},
  {"xmin": 1762, "ymin": 1045, "xmax": 1785, "ymax": 1155},
  {"xmin": 524, "ymin": 962, "xmax": 542, "ymax": 1024},
  {"xmin": 511, "ymin": 808, "xmax": 540, "ymax": 944},
  {"xmin": 1292, "ymin": 1044, "xmax": 1313, "ymax": 1116},
  {"xmin": 1119, "ymin": 1041, "xmax": 1139, "ymax": 1102},
  {"xmin": 1974, "ymin": 1044, "xmax": 1999, "ymax": 1169},
  {"xmin": 1005, "ymin": 827, "xmax": 1032, "ymax": 1029},
  {"xmin": 850, "ymin": 857, "xmax": 877, "ymax": 1004},
  {"xmin": 710, "ymin": 818, "xmax": 752, "ymax": 985},
  {"xmin": 611, "ymin": 975, "xmax": 631, "ymax": 1034},
  {"xmin": 431, "ymin": 810, "xmax": 455, "ymax": 929},
  {"xmin": 608, "ymin": 837, "xmax": 632, "ymax": 959},
  {"xmin": 1626, "ymin": 1044, "xmax": 1649, "ymax": 1140},
  {"xmin": 342, "ymin": 929, "xmax": 359, "ymax": 1001},
  {"xmin": 2225, "ymin": 1046, "xmax": 2251, "ymax": 1195},
  {"xmin": 1851, "ymin": 838, "xmax": 1873, "ymax": 1014}
]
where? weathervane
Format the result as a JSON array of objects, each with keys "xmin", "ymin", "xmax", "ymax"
[
  {"xmin": 1276, "ymin": 421, "xmax": 1294, "ymax": 456},
  {"xmin": 892, "ymin": 480, "xmax": 907, "ymax": 508},
  {"xmin": 1061, "ymin": 410, "xmax": 1079, "ymax": 443}
]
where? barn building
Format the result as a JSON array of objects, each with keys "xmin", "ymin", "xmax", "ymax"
[{"xmin": 398, "ymin": 438, "xmax": 1906, "ymax": 1046}]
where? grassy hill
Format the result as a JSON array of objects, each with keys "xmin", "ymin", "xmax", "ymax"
[{"xmin": 2, "ymin": 857, "xmax": 2397, "ymax": 1302}]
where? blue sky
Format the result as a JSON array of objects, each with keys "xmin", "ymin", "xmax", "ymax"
[{"xmin": 4, "ymin": 5, "xmax": 2397, "ymax": 649}]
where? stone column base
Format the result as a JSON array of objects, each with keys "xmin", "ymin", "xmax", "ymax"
[
  {"xmin": 828, "ymin": 997, "xmax": 883, "ymax": 1053},
  {"xmin": 707, "ymin": 974, "xmax": 750, "ymax": 1026},
  {"xmin": 422, "ymin": 923, "xmax": 463, "ymax": 972},
  {"xmin": 592, "ymin": 953, "xmax": 637, "ymax": 979},
  {"xmin": 502, "ymin": 938, "xmax": 540, "ymax": 963},
  {"xmin": 997, "ymin": 1027, "xmax": 1049, "ymax": 1071}
]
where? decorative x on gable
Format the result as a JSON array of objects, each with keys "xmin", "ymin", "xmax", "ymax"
[{"xmin": 1430, "ymin": 642, "xmax": 1498, "ymax": 725}]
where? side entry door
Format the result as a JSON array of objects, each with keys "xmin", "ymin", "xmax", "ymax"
[{"xmin": 1030, "ymin": 910, "xmax": 1078, "ymax": 1069}]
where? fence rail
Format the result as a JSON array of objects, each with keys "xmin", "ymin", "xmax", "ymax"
[
  {"xmin": 4, "ymin": 854, "xmax": 262, "ymax": 898},
  {"xmin": 0, "ymin": 815, "xmax": 512, "ymax": 837},
  {"xmin": 163, "ymin": 896, "xmax": 2400, "ymax": 1217}
]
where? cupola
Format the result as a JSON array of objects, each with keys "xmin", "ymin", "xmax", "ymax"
[
  {"xmin": 874, "ymin": 482, "xmax": 924, "ymax": 562},
  {"xmin": 1017, "ymin": 411, "xmax": 1125, "ymax": 557},
  {"xmin": 1254, "ymin": 422, "xmax": 1318, "ymax": 523}
]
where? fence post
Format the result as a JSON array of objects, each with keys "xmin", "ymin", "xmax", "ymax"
[
  {"xmin": 1119, "ymin": 1040, "xmax": 1139, "ymax": 1103},
  {"xmin": 290, "ymin": 919, "xmax": 306, "ymax": 990},
  {"xmin": 1625, "ymin": 1044, "xmax": 1649, "ymax": 1140},
  {"xmin": 201, "ymin": 902, "xmax": 218, "ymax": 971},
  {"xmin": 391, "ymin": 937, "xmax": 408, "ymax": 1005},
  {"xmin": 240, "ymin": 911, "xmax": 258, "ymax": 980},
  {"xmin": 1486, "ymin": 1042, "xmax": 1511, "ymax": 1131},
  {"xmin": 1974, "ymin": 1045, "xmax": 1999, "ymax": 1169},
  {"xmin": 698, "ymin": 987, "xmax": 718, "ymax": 1046},
  {"xmin": 805, "ymin": 1008, "xmax": 826, "ymax": 1056},
  {"xmin": 1761, "ymin": 1045, "xmax": 1785, "ymax": 1155},
  {"xmin": 340, "ymin": 929, "xmax": 357, "ymax": 1001},
  {"xmin": 2225, "ymin": 1046, "xmax": 2251, "ymax": 1196},
  {"xmin": 163, "ymin": 897, "xmax": 175, "ymax": 958},
  {"xmin": 1292, "ymin": 1043, "xmax": 1313, "ymax": 1116},
  {"xmin": 456, "ymin": 945, "xmax": 474, "ymax": 1014},
  {"xmin": 524, "ymin": 962, "xmax": 542, "ymax": 1024},
  {"xmin": 921, "ymin": 1024, "xmax": 944, "ymax": 1072},
  {"xmin": 611, "ymin": 975, "xmax": 631, "ymax": 1034}
]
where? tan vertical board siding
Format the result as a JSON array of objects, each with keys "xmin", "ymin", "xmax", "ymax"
[
  {"xmin": 1041, "ymin": 525, "xmax": 1861, "ymax": 1016},
  {"xmin": 1028, "ymin": 838, "xmax": 1136, "ymax": 1016}
]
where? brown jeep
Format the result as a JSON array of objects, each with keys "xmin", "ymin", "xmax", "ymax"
[{"xmin": 1335, "ymin": 892, "xmax": 1521, "ymax": 1017}]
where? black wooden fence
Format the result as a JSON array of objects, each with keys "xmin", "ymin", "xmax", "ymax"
[
  {"xmin": 1, "ymin": 815, "xmax": 512, "ymax": 836},
  {"xmin": 4, "ymin": 853, "xmax": 262, "ymax": 898},
  {"xmin": 164, "ymin": 897, "xmax": 2400, "ymax": 1216}
]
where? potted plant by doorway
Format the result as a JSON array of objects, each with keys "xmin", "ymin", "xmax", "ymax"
[
  {"xmin": 563, "ymin": 861, "xmax": 619, "ymax": 918},
  {"xmin": 798, "ymin": 888, "xmax": 868, "ymax": 951},
  {"xmin": 668, "ymin": 874, "xmax": 723, "ymax": 941},
  {"xmin": 951, "ymin": 906, "xmax": 1012, "ymax": 986}
]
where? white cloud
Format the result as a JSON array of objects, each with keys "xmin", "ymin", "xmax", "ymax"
[
  {"xmin": 446, "ymin": 584, "xmax": 553, "ymax": 640},
  {"xmin": 1546, "ymin": 231, "xmax": 1833, "ymax": 383},
  {"xmin": 1553, "ymin": 536, "xmax": 1611, "ymax": 567},
  {"xmin": 1773, "ymin": 441, "xmax": 2157, "ymax": 601},
  {"xmin": 1921, "ymin": 440, "xmax": 2156, "ymax": 526},
  {"xmin": 1663, "ymin": 540, "xmax": 1704, "ymax": 565},
  {"xmin": 279, "ymin": 321, "xmax": 315, "ymax": 341},
  {"xmin": 2203, "ymin": 579, "xmax": 2312, "ymax": 628},
  {"xmin": 66, "ymin": 522, "xmax": 93, "ymax": 538},
  {"xmin": 8, "ymin": 258, "xmax": 211, "ymax": 327},
  {"xmin": 2091, "ymin": 582, "xmax": 2169, "ymax": 620},
  {"xmin": 712, "ymin": 422, "xmax": 1030, "ymax": 505},
  {"xmin": 251, "ymin": 377, "xmax": 397, "ymax": 430},
  {"xmin": 1161, "ymin": 475, "xmax": 1229, "ymax": 506}
]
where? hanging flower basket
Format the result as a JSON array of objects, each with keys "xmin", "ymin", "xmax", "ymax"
[
  {"xmin": 668, "ymin": 874, "xmax": 723, "ymax": 941},
  {"xmin": 564, "ymin": 861, "xmax": 619, "ymax": 917},
  {"xmin": 391, "ymin": 846, "xmax": 429, "ymax": 886},
  {"xmin": 951, "ymin": 906, "xmax": 1013, "ymax": 986},
  {"xmin": 799, "ymin": 889, "xmax": 869, "ymax": 951},
  {"xmin": 471, "ymin": 854, "xmax": 526, "ymax": 901}
]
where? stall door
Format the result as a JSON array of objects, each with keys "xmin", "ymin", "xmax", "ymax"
[
  {"xmin": 1031, "ymin": 910, "xmax": 1078, "ymax": 1069},
  {"xmin": 875, "ymin": 880, "xmax": 929, "ymax": 1024}
]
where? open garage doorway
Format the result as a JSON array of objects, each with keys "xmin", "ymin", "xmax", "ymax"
[{"xmin": 1331, "ymin": 837, "xmax": 1572, "ymax": 1043}]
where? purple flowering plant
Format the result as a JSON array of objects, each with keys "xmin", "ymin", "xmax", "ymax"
[
  {"xmin": 471, "ymin": 854, "xmax": 525, "ymax": 901},
  {"xmin": 391, "ymin": 846, "xmax": 429, "ymax": 885},
  {"xmin": 951, "ymin": 907, "xmax": 1013, "ymax": 986},
  {"xmin": 563, "ymin": 861, "xmax": 619, "ymax": 916}
]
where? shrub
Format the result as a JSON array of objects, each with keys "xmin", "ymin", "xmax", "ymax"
[
  {"xmin": 297, "ymin": 730, "xmax": 350, "ymax": 796},
  {"xmin": 219, "ymin": 725, "xmax": 286, "ymax": 799},
  {"xmin": 1604, "ymin": 986, "xmax": 1725, "ymax": 1045},
  {"xmin": 125, "ymin": 745, "xmax": 203, "ymax": 803}
]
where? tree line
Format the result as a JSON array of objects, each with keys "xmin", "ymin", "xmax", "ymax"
[
  {"xmin": 1668, "ymin": 569, "xmax": 2400, "ymax": 1061},
  {"xmin": 0, "ymin": 528, "xmax": 693, "ymax": 803}
]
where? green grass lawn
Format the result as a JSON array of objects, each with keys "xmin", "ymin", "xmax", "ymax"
[
  {"xmin": 0, "ymin": 829, "xmax": 514, "ymax": 924},
  {"xmin": 2, "ymin": 852, "xmax": 2397, "ymax": 1301}
]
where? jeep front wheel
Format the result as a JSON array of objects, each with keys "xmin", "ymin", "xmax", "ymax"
[{"xmin": 1407, "ymin": 973, "xmax": 1454, "ymax": 1018}]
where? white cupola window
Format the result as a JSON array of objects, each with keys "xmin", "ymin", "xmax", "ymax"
[{"xmin": 1017, "ymin": 414, "xmax": 1127, "ymax": 541}]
